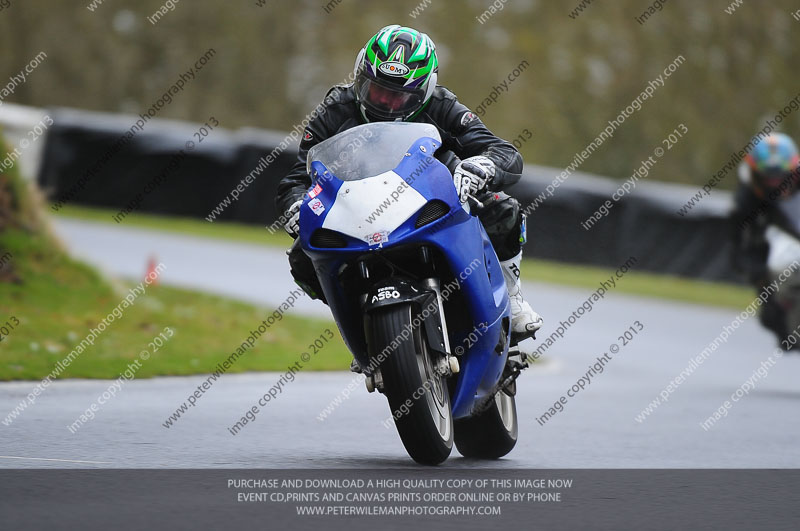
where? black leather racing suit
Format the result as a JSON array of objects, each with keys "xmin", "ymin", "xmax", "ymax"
[
  {"xmin": 730, "ymin": 180, "xmax": 794, "ymax": 339},
  {"xmin": 276, "ymin": 83, "xmax": 525, "ymax": 301}
]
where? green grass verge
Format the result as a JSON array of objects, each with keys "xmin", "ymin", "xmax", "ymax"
[
  {"xmin": 520, "ymin": 260, "xmax": 754, "ymax": 309},
  {"xmin": 0, "ymin": 227, "xmax": 351, "ymax": 381},
  {"xmin": 56, "ymin": 203, "xmax": 754, "ymax": 309}
]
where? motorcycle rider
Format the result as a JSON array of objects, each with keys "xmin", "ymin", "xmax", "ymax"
[
  {"xmin": 731, "ymin": 132, "xmax": 800, "ymax": 348},
  {"xmin": 276, "ymin": 24, "xmax": 542, "ymax": 341}
]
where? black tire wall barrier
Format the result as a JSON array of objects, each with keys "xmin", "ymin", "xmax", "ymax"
[{"xmin": 38, "ymin": 108, "xmax": 740, "ymax": 283}]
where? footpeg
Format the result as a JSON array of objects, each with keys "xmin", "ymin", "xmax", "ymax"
[
  {"xmin": 496, "ymin": 346, "xmax": 530, "ymax": 397},
  {"xmin": 506, "ymin": 346, "xmax": 530, "ymax": 371}
]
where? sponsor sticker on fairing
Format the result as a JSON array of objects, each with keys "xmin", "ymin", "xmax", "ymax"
[
  {"xmin": 309, "ymin": 184, "xmax": 323, "ymax": 199},
  {"xmin": 309, "ymin": 198, "xmax": 325, "ymax": 216},
  {"xmin": 365, "ymin": 230, "xmax": 389, "ymax": 246}
]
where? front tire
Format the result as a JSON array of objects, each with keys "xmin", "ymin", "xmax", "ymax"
[
  {"xmin": 454, "ymin": 388, "xmax": 518, "ymax": 459},
  {"xmin": 370, "ymin": 304, "xmax": 453, "ymax": 465}
]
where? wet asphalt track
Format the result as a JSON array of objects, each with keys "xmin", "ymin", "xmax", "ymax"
[{"xmin": 1, "ymin": 219, "xmax": 799, "ymax": 468}]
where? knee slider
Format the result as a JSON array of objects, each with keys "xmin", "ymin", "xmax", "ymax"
[{"xmin": 479, "ymin": 194, "xmax": 522, "ymax": 260}]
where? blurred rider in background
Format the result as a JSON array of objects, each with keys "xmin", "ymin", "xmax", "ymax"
[{"xmin": 731, "ymin": 132, "xmax": 800, "ymax": 348}]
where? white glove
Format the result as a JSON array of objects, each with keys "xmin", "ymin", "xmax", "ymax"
[
  {"xmin": 453, "ymin": 156, "xmax": 496, "ymax": 203},
  {"xmin": 283, "ymin": 199, "xmax": 302, "ymax": 238}
]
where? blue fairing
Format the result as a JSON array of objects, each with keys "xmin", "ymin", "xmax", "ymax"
[{"xmin": 299, "ymin": 134, "xmax": 510, "ymax": 419}]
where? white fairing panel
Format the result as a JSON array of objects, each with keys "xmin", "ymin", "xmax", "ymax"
[
  {"xmin": 766, "ymin": 225, "xmax": 800, "ymax": 281},
  {"xmin": 322, "ymin": 170, "xmax": 427, "ymax": 244}
]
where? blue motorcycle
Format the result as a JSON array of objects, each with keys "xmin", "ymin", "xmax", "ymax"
[{"xmin": 298, "ymin": 122, "xmax": 531, "ymax": 464}]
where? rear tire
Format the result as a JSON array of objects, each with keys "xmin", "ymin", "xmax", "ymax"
[
  {"xmin": 370, "ymin": 304, "xmax": 452, "ymax": 465},
  {"xmin": 454, "ymin": 388, "xmax": 518, "ymax": 459}
]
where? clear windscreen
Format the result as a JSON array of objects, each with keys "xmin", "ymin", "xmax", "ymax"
[{"xmin": 307, "ymin": 122, "xmax": 441, "ymax": 182}]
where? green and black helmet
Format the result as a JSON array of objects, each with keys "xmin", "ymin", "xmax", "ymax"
[{"xmin": 353, "ymin": 25, "xmax": 439, "ymax": 122}]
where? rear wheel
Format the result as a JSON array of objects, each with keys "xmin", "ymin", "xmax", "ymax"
[
  {"xmin": 370, "ymin": 304, "xmax": 452, "ymax": 465},
  {"xmin": 454, "ymin": 387, "xmax": 518, "ymax": 459}
]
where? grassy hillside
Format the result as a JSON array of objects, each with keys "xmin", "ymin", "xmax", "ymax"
[{"xmin": 0, "ymin": 138, "xmax": 351, "ymax": 381}]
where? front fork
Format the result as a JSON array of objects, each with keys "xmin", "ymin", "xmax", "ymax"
[{"xmin": 421, "ymin": 277, "xmax": 460, "ymax": 378}]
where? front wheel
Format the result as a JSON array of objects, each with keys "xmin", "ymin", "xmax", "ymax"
[
  {"xmin": 454, "ymin": 388, "xmax": 518, "ymax": 459},
  {"xmin": 369, "ymin": 304, "xmax": 453, "ymax": 465}
]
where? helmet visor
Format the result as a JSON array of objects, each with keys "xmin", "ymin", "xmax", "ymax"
[
  {"xmin": 755, "ymin": 168, "xmax": 799, "ymax": 198},
  {"xmin": 355, "ymin": 71, "xmax": 424, "ymax": 120}
]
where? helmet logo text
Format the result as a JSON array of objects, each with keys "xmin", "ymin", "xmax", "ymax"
[{"xmin": 379, "ymin": 61, "xmax": 410, "ymax": 77}]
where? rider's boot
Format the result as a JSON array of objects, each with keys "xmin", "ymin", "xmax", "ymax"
[{"xmin": 500, "ymin": 251, "xmax": 543, "ymax": 344}]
